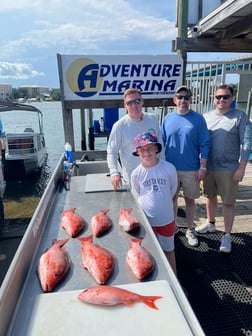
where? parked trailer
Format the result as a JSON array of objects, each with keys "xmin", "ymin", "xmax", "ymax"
[{"xmin": 0, "ymin": 152, "xmax": 205, "ymax": 336}]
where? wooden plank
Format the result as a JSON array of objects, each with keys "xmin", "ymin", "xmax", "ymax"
[
  {"xmin": 177, "ymin": 163, "xmax": 252, "ymax": 233},
  {"xmin": 174, "ymin": 37, "xmax": 252, "ymax": 52}
]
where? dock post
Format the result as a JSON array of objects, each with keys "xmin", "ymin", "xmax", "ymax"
[
  {"xmin": 88, "ymin": 108, "xmax": 94, "ymax": 150},
  {"xmin": 88, "ymin": 128, "xmax": 94, "ymax": 150},
  {"xmin": 80, "ymin": 108, "xmax": 87, "ymax": 150},
  {"xmin": 177, "ymin": 0, "xmax": 188, "ymax": 83}
]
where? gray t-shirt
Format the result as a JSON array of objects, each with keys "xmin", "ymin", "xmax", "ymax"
[{"xmin": 204, "ymin": 108, "xmax": 251, "ymax": 170}]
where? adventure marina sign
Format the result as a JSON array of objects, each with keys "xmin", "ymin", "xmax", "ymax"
[{"xmin": 57, "ymin": 54, "xmax": 183, "ymax": 101}]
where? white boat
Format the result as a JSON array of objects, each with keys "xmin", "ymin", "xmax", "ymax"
[{"xmin": 0, "ymin": 102, "xmax": 47, "ymax": 180}]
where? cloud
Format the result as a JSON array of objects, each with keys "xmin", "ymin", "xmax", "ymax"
[
  {"xmin": 0, "ymin": 62, "xmax": 44, "ymax": 80},
  {"xmin": 1, "ymin": 8, "xmax": 176, "ymax": 53},
  {"xmin": 0, "ymin": 0, "xmax": 177, "ymax": 86}
]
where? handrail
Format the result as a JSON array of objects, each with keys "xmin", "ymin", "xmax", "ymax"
[{"xmin": 246, "ymin": 89, "xmax": 252, "ymax": 119}]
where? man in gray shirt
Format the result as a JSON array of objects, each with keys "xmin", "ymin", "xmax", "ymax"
[{"xmin": 195, "ymin": 84, "xmax": 251, "ymax": 253}]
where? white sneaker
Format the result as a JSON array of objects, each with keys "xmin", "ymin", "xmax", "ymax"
[
  {"xmin": 195, "ymin": 221, "xmax": 216, "ymax": 233},
  {"xmin": 219, "ymin": 234, "xmax": 232, "ymax": 253},
  {"xmin": 186, "ymin": 229, "xmax": 199, "ymax": 247}
]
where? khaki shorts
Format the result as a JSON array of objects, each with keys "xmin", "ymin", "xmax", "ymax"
[
  {"xmin": 203, "ymin": 170, "xmax": 238, "ymax": 204},
  {"xmin": 177, "ymin": 171, "xmax": 200, "ymax": 199}
]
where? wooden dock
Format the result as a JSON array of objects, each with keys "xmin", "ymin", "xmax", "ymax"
[
  {"xmin": 177, "ymin": 162, "xmax": 252, "ymax": 234},
  {"xmin": 176, "ymin": 163, "xmax": 252, "ymax": 336}
]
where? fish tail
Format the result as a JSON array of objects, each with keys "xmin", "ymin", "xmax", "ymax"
[{"xmin": 141, "ymin": 295, "xmax": 162, "ymax": 310}]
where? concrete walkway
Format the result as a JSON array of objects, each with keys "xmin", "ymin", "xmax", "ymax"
[{"xmin": 177, "ymin": 162, "xmax": 252, "ymax": 234}]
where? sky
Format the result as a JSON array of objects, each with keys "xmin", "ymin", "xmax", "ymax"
[{"xmin": 0, "ymin": 0, "xmax": 247, "ymax": 89}]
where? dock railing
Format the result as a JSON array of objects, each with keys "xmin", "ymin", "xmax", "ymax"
[{"xmin": 186, "ymin": 60, "xmax": 252, "ymax": 115}]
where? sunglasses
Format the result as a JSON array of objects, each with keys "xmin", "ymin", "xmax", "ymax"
[
  {"xmin": 215, "ymin": 95, "xmax": 231, "ymax": 100},
  {"xmin": 125, "ymin": 98, "xmax": 142, "ymax": 106},
  {"xmin": 175, "ymin": 95, "xmax": 191, "ymax": 101}
]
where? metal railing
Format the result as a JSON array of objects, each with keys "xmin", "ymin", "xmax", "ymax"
[{"xmin": 186, "ymin": 60, "xmax": 252, "ymax": 115}]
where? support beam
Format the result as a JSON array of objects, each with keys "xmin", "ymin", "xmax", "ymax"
[
  {"xmin": 176, "ymin": 0, "xmax": 188, "ymax": 83},
  {"xmin": 173, "ymin": 37, "xmax": 252, "ymax": 52}
]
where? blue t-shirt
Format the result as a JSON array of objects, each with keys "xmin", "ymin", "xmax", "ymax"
[{"xmin": 161, "ymin": 110, "xmax": 210, "ymax": 170}]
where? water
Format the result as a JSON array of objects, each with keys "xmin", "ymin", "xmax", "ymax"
[{"xmin": 0, "ymin": 102, "xmax": 125, "ymax": 237}]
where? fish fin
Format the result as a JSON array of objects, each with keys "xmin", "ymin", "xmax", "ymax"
[
  {"xmin": 126, "ymin": 208, "xmax": 133, "ymax": 213},
  {"xmin": 77, "ymin": 235, "xmax": 93, "ymax": 244},
  {"xmin": 99, "ymin": 209, "xmax": 110, "ymax": 214},
  {"xmin": 62, "ymin": 207, "xmax": 76, "ymax": 214},
  {"xmin": 129, "ymin": 237, "xmax": 143, "ymax": 244},
  {"xmin": 53, "ymin": 238, "xmax": 70, "ymax": 247},
  {"xmin": 141, "ymin": 295, "xmax": 163, "ymax": 310}
]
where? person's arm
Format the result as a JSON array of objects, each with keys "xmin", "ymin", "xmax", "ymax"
[
  {"xmin": 233, "ymin": 117, "xmax": 251, "ymax": 182},
  {"xmin": 130, "ymin": 169, "xmax": 140, "ymax": 198},
  {"xmin": 107, "ymin": 124, "xmax": 123, "ymax": 190}
]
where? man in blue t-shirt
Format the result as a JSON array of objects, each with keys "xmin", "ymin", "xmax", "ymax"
[{"xmin": 161, "ymin": 86, "xmax": 210, "ymax": 247}]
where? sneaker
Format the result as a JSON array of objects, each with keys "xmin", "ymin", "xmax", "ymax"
[
  {"xmin": 195, "ymin": 221, "xmax": 216, "ymax": 233},
  {"xmin": 219, "ymin": 234, "xmax": 231, "ymax": 253},
  {"xmin": 186, "ymin": 229, "xmax": 199, "ymax": 247}
]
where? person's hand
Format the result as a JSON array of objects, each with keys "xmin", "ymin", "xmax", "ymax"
[
  {"xmin": 111, "ymin": 175, "xmax": 123, "ymax": 191},
  {"xmin": 233, "ymin": 167, "xmax": 245, "ymax": 182},
  {"xmin": 196, "ymin": 168, "xmax": 206, "ymax": 181}
]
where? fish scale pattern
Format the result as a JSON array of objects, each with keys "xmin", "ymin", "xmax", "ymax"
[{"xmin": 175, "ymin": 230, "xmax": 252, "ymax": 336}]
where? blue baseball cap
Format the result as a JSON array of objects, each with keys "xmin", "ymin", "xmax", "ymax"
[{"xmin": 132, "ymin": 132, "xmax": 162, "ymax": 156}]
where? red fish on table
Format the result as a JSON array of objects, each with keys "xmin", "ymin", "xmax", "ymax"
[
  {"xmin": 126, "ymin": 238, "xmax": 154, "ymax": 280},
  {"xmin": 78, "ymin": 235, "xmax": 114, "ymax": 284},
  {"xmin": 91, "ymin": 209, "xmax": 112, "ymax": 237},
  {"xmin": 60, "ymin": 208, "xmax": 85, "ymax": 237},
  {"xmin": 78, "ymin": 285, "xmax": 162, "ymax": 310},
  {"xmin": 37, "ymin": 238, "xmax": 70, "ymax": 292},
  {"xmin": 119, "ymin": 208, "xmax": 140, "ymax": 232}
]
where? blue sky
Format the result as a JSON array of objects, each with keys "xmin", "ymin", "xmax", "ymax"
[{"xmin": 0, "ymin": 0, "xmax": 247, "ymax": 88}]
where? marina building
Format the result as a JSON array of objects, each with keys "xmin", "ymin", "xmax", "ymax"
[
  {"xmin": 0, "ymin": 83, "xmax": 12, "ymax": 101},
  {"xmin": 18, "ymin": 85, "xmax": 50, "ymax": 99}
]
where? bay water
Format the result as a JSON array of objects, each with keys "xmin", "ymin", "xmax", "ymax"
[{"xmin": 1, "ymin": 102, "xmax": 123, "ymax": 237}]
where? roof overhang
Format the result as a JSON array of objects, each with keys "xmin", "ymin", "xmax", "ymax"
[{"xmin": 173, "ymin": 0, "xmax": 252, "ymax": 52}]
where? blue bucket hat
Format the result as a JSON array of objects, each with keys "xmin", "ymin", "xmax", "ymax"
[{"xmin": 132, "ymin": 132, "xmax": 162, "ymax": 156}]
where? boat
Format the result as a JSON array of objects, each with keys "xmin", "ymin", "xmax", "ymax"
[
  {"xmin": 0, "ymin": 102, "xmax": 47, "ymax": 180},
  {"xmin": 0, "ymin": 151, "xmax": 205, "ymax": 336}
]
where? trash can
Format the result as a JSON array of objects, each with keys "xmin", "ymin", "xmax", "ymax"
[
  {"xmin": 103, "ymin": 108, "xmax": 119, "ymax": 133},
  {"xmin": 93, "ymin": 120, "xmax": 101, "ymax": 133}
]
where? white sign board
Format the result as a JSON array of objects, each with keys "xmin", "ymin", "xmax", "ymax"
[{"xmin": 58, "ymin": 55, "xmax": 183, "ymax": 101}]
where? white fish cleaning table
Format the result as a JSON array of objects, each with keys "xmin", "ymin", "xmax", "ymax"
[{"xmin": 4, "ymin": 171, "xmax": 205, "ymax": 336}]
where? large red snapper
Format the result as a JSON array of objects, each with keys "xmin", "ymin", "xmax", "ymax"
[
  {"xmin": 126, "ymin": 238, "xmax": 154, "ymax": 280},
  {"xmin": 78, "ymin": 235, "xmax": 114, "ymax": 284},
  {"xmin": 78, "ymin": 285, "xmax": 162, "ymax": 310},
  {"xmin": 119, "ymin": 208, "xmax": 140, "ymax": 232},
  {"xmin": 37, "ymin": 238, "xmax": 70, "ymax": 292},
  {"xmin": 90, "ymin": 209, "xmax": 112, "ymax": 237},
  {"xmin": 60, "ymin": 208, "xmax": 85, "ymax": 237}
]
